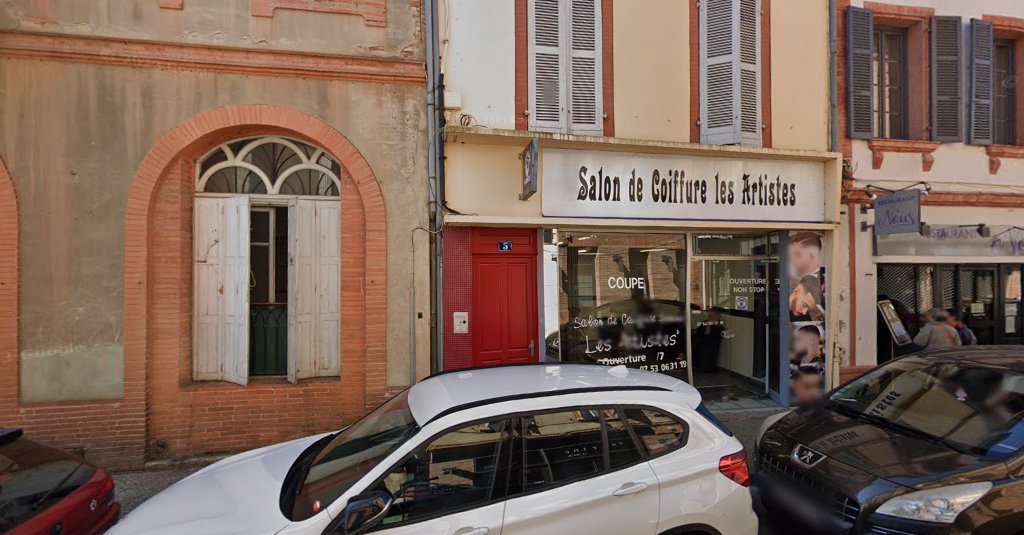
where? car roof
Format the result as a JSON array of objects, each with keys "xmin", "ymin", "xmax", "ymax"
[
  {"xmin": 406, "ymin": 363, "xmax": 701, "ymax": 425},
  {"xmin": 906, "ymin": 346, "xmax": 1024, "ymax": 368}
]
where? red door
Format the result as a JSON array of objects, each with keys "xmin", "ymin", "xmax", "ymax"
[{"xmin": 471, "ymin": 228, "xmax": 538, "ymax": 367}]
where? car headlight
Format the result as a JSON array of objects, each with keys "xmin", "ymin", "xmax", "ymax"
[{"xmin": 875, "ymin": 482, "xmax": 991, "ymax": 524}]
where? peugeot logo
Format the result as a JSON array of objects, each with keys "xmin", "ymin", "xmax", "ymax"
[
  {"xmin": 89, "ymin": 499, "xmax": 97, "ymax": 512},
  {"xmin": 792, "ymin": 444, "xmax": 827, "ymax": 468}
]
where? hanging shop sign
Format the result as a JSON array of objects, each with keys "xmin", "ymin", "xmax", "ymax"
[
  {"xmin": 541, "ymin": 148, "xmax": 827, "ymax": 223},
  {"xmin": 873, "ymin": 190, "xmax": 921, "ymax": 236},
  {"xmin": 520, "ymin": 138, "xmax": 539, "ymax": 201}
]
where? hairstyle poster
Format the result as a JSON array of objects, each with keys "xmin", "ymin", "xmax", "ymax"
[{"xmin": 788, "ymin": 231, "xmax": 826, "ymax": 406}]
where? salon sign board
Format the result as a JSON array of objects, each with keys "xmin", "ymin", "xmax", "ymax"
[{"xmin": 541, "ymin": 148, "xmax": 827, "ymax": 223}]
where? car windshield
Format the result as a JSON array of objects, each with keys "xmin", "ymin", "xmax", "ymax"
[
  {"xmin": 290, "ymin": 390, "xmax": 419, "ymax": 521},
  {"xmin": 829, "ymin": 356, "xmax": 1024, "ymax": 459}
]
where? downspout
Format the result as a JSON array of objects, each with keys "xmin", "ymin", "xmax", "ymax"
[
  {"xmin": 828, "ymin": 0, "xmax": 843, "ymax": 387},
  {"xmin": 829, "ymin": 0, "xmax": 839, "ymax": 153},
  {"xmin": 425, "ymin": 0, "xmax": 446, "ymax": 376}
]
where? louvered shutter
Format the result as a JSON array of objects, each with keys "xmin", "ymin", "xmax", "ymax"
[
  {"xmin": 193, "ymin": 196, "xmax": 250, "ymax": 385},
  {"xmin": 700, "ymin": 0, "xmax": 741, "ymax": 144},
  {"xmin": 529, "ymin": 0, "xmax": 565, "ymax": 132},
  {"xmin": 969, "ymin": 19, "xmax": 994, "ymax": 145},
  {"xmin": 738, "ymin": 0, "xmax": 761, "ymax": 145},
  {"xmin": 314, "ymin": 201, "xmax": 341, "ymax": 377},
  {"xmin": 568, "ymin": 0, "xmax": 602, "ymax": 135},
  {"xmin": 931, "ymin": 16, "xmax": 963, "ymax": 142},
  {"xmin": 846, "ymin": 6, "xmax": 874, "ymax": 140}
]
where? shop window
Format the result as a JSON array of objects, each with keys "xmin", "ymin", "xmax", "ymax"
[
  {"xmin": 872, "ymin": 28, "xmax": 908, "ymax": 140},
  {"xmin": 528, "ymin": 0, "xmax": 602, "ymax": 135},
  {"xmin": 193, "ymin": 136, "xmax": 341, "ymax": 385},
  {"xmin": 548, "ymin": 232, "xmax": 688, "ymax": 375},
  {"xmin": 699, "ymin": 0, "xmax": 762, "ymax": 146},
  {"xmin": 994, "ymin": 40, "xmax": 1017, "ymax": 146}
]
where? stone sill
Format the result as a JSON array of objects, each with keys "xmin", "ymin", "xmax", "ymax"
[{"xmin": 867, "ymin": 139, "xmax": 941, "ymax": 171}]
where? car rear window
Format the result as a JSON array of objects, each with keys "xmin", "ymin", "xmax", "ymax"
[
  {"xmin": 829, "ymin": 356, "xmax": 1024, "ymax": 459},
  {"xmin": 0, "ymin": 437, "xmax": 95, "ymax": 531}
]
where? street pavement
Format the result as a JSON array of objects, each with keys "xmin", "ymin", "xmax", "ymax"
[{"xmin": 112, "ymin": 407, "xmax": 789, "ymax": 517}]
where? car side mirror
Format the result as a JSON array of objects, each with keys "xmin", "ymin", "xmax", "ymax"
[{"xmin": 325, "ymin": 490, "xmax": 393, "ymax": 535}]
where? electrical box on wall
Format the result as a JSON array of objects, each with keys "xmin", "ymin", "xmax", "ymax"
[{"xmin": 453, "ymin": 312, "xmax": 469, "ymax": 334}]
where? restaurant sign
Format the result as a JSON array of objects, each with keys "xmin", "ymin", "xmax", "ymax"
[{"xmin": 541, "ymin": 148, "xmax": 827, "ymax": 223}]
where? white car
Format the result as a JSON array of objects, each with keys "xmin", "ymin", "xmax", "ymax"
[{"xmin": 112, "ymin": 364, "xmax": 757, "ymax": 535}]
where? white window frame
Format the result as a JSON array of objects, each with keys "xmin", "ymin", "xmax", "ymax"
[{"xmin": 192, "ymin": 137, "xmax": 343, "ymax": 384}]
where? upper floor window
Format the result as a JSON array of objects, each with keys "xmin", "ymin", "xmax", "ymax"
[
  {"xmin": 699, "ymin": 0, "xmax": 762, "ymax": 146},
  {"xmin": 193, "ymin": 136, "xmax": 342, "ymax": 385},
  {"xmin": 872, "ymin": 28, "xmax": 907, "ymax": 139},
  {"xmin": 994, "ymin": 40, "xmax": 1017, "ymax": 146},
  {"xmin": 528, "ymin": 0, "xmax": 603, "ymax": 135},
  {"xmin": 848, "ymin": 8, "xmax": 963, "ymax": 143}
]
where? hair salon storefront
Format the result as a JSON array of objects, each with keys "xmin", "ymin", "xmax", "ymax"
[{"xmin": 441, "ymin": 129, "xmax": 843, "ymax": 408}]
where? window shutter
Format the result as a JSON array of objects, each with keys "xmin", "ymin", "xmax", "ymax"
[
  {"xmin": 529, "ymin": 0, "xmax": 565, "ymax": 132},
  {"xmin": 288, "ymin": 198, "xmax": 317, "ymax": 382},
  {"xmin": 567, "ymin": 0, "xmax": 602, "ymax": 135},
  {"xmin": 700, "ymin": 0, "xmax": 741, "ymax": 144},
  {"xmin": 931, "ymin": 16, "xmax": 963, "ymax": 142},
  {"xmin": 846, "ymin": 6, "xmax": 874, "ymax": 140},
  {"xmin": 288, "ymin": 199, "xmax": 341, "ymax": 381},
  {"xmin": 193, "ymin": 196, "xmax": 250, "ymax": 385},
  {"xmin": 969, "ymin": 19, "xmax": 994, "ymax": 145},
  {"xmin": 739, "ymin": 0, "xmax": 761, "ymax": 146},
  {"xmin": 314, "ymin": 201, "xmax": 341, "ymax": 377}
]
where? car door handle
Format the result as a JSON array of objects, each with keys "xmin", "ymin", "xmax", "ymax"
[
  {"xmin": 613, "ymin": 481, "xmax": 648, "ymax": 496},
  {"xmin": 453, "ymin": 528, "xmax": 489, "ymax": 535}
]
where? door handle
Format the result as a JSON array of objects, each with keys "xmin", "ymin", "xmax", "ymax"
[
  {"xmin": 529, "ymin": 340, "xmax": 535, "ymax": 356},
  {"xmin": 612, "ymin": 481, "xmax": 648, "ymax": 496},
  {"xmin": 453, "ymin": 528, "xmax": 489, "ymax": 535}
]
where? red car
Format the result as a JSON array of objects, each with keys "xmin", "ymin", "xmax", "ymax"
[{"xmin": 0, "ymin": 428, "xmax": 120, "ymax": 535}]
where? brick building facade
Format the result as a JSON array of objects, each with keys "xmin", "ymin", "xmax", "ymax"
[{"xmin": 0, "ymin": 1, "xmax": 430, "ymax": 470}]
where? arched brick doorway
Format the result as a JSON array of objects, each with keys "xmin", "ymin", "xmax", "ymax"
[
  {"xmin": 126, "ymin": 105, "xmax": 387, "ymax": 459},
  {"xmin": 0, "ymin": 157, "xmax": 18, "ymax": 415}
]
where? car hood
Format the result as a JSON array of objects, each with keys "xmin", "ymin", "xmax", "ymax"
[
  {"xmin": 109, "ymin": 434, "xmax": 328, "ymax": 535},
  {"xmin": 769, "ymin": 406, "xmax": 1007, "ymax": 489}
]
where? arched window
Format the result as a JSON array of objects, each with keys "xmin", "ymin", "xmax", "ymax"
[
  {"xmin": 197, "ymin": 137, "xmax": 341, "ymax": 196},
  {"xmin": 193, "ymin": 136, "xmax": 341, "ymax": 386}
]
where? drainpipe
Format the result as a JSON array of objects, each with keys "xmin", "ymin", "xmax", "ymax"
[
  {"xmin": 425, "ymin": 0, "xmax": 446, "ymax": 376},
  {"xmin": 829, "ymin": 0, "xmax": 839, "ymax": 153}
]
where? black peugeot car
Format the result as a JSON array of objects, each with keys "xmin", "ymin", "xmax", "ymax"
[{"xmin": 754, "ymin": 347, "xmax": 1024, "ymax": 534}]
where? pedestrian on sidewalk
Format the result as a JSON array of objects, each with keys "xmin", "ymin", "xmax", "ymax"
[
  {"xmin": 913, "ymin": 308, "xmax": 962, "ymax": 349},
  {"xmin": 946, "ymin": 310, "xmax": 978, "ymax": 346}
]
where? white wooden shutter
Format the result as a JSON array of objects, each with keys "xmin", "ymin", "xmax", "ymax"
[
  {"xmin": 314, "ymin": 201, "xmax": 341, "ymax": 377},
  {"xmin": 700, "ymin": 0, "xmax": 742, "ymax": 145},
  {"xmin": 931, "ymin": 16, "xmax": 963, "ymax": 142},
  {"xmin": 288, "ymin": 198, "xmax": 317, "ymax": 382},
  {"xmin": 529, "ymin": 0, "xmax": 566, "ymax": 132},
  {"xmin": 846, "ymin": 6, "xmax": 874, "ymax": 140},
  {"xmin": 193, "ymin": 196, "xmax": 250, "ymax": 385},
  {"xmin": 288, "ymin": 199, "xmax": 341, "ymax": 381},
  {"xmin": 738, "ymin": 0, "xmax": 761, "ymax": 145},
  {"xmin": 969, "ymin": 19, "xmax": 994, "ymax": 145},
  {"xmin": 568, "ymin": 0, "xmax": 602, "ymax": 135}
]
